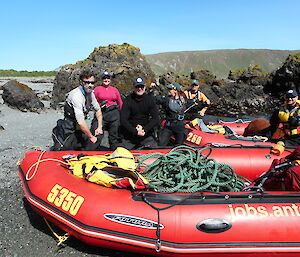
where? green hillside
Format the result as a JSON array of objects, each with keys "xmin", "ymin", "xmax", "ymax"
[
  {"xmin": 0, "ymin": 69, "xmax": 56, "ymax": 77},
  {"xmin": 145, "ymin": 49, "xmax": 300, "ymax": 78}
]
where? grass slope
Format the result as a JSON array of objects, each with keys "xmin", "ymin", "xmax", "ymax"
[{"xmin": 146, "ymin": 49, "xmax": 300, "ymax": 78}]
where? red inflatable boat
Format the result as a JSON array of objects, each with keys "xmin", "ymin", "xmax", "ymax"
[
  {"xmin": 19, "ymin": 146, "xmax": 300, "ymax": 257},
  {"xmin": 185, "ymin": 128, "xmax": 275, "ymax": 147},
  {"xmin": 185, "ymin": 118, "xmax": 286, "ymax": 148}
]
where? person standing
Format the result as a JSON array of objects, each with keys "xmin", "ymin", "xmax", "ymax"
[
  {"xmin": 120, "ymin": 77, "xmax": 159, "ymax": 149},
  {"xmin": 51, "ymin": 70, "xmax": 103, "ymax": 150},
  {"xmin": 92, "ymin": 71, "xmax": 123, "ymax": 150}
]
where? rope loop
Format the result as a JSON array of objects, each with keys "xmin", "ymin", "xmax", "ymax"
[
  {"xmin": 136, "ymin": 145, "xmax": 250, "ymax": 193},
  {"xmin": 43, "ymin": 218, "xmax": 69, "ymax": 246}
]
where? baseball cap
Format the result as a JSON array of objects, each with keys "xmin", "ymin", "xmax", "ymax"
[
  {"xmin": 286, "ymin": 89, "xmax": 298, "ymax": 98},
  {"xmin": 166, "ymin": 82, "xmax": 182, "ymax": 91},
  {"xmin": 191, "ymin": 80, "xmax": 199, "ymax": 85},
  {"xmin": 133, "ymin": 77, "xmax": 146, "ymax": 87},
  {"xmin": 101, "ymin": 71, "xmax": 111, "ymax": 79}
]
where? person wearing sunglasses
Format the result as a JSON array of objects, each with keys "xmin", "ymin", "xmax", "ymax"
[
  {"xmin": 183, "ymin": 79, "xmax": 210, "ymax": 122},
  {"xmin": 268, "ymin": 89, "xmax": 300, "ymax": 147},
  {"xmin": 51, "ymin": 70, "xmax": 103, "ymax": 150},
  {"xmin": 91, "ymin": 71, "xmax": 123, "ymax": 150},
  {"xmin": 119, "ymin": 76, "xmax": 159, "ymax": 149}
]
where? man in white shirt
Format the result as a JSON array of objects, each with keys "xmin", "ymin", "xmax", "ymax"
[{"xmin": 51, "ymin": 70, "xmax": 103, "ymax": 150}]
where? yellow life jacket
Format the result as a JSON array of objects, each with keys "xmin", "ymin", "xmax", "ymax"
[
  {"xmin": 278, "ymin": 101, "xmax": 300, "ymax": 136},
  {"xmin": 206, "ymin": 125, "xmax": 226, "ymax": 135},
  {"xmin": 187, "ymin": 118, "xmax": 200, "ymax": 128},
  {"xmin": 187, "ymin": 118, "xmax": 225, "ymax": 134},
  {"xmin": 65, "ymin": 147, "xmax": 149, "ymax": 190}
]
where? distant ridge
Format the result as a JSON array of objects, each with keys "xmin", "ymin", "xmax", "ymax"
[{"xmin": 145, "ymin": 49, "xmax": 300, "ymax": 78}]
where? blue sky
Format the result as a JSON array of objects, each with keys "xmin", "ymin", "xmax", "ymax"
[{"xmin": 1, "ymin": 0, "xmax": 300, "ymax": 71}]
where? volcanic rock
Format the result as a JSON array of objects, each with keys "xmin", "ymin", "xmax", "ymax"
[
  {"xmin": 202, "ymin": 82, "xmax": 279, "ymax": 117},
  {"xmin": 228, "ymin": 65, "xmax": 270, "ymax": 86},
  {"xmin": 265, "ymin": 53, "xmax": 300, "ymax": 96},
  {"xmin": 191, "ymin": 69, "xmax": 217, "ymax": 86},
  {"xmin": 2, "ymin": 80, "xmax": 44, "ymax": 112},
  {"xmin": 51, "ymin": 43, "xmax": 155, "ymax": 108}
]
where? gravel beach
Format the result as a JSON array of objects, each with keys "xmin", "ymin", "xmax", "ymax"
[{"xmin": 0, "ymin": 78, "xmax": 148, "ymax": 257}]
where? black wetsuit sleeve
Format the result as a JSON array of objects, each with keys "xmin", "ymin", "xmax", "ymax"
[
  {"xmin": 144, "ymin": 96, "xmax": 160, "ymax": 134},
  {"xmin": 120, "ymin": 99, "xmax": 137, "ymax": 136}
]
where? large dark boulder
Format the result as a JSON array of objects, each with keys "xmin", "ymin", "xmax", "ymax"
[
  {"xmin": 265, "ymin": 53, "xmax": 300, "ymax": 96},
  {"xmin": 51, "ymin": 43, "xmax": 155, "ymax": 108},
  {"xmin": 2, "ymin": 80, "xmax": 44, "ymax": 112}
]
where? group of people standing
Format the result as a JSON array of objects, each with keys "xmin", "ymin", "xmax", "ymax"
[
  {"xmin": 51, "ymin": 69, "xmax": 300, "ymax": 152},
  {"xmin": 51, "ymin": 70, "xmax": 210, "ymax": 151}
]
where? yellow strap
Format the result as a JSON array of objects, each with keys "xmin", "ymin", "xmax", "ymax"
[{"xmin": 44, "ymin": 218, "xmax": 69, "ymax": 246}]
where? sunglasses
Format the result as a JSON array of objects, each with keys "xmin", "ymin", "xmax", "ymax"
[
  {"xmin": 167, "ymin": 87, "xmax": 176, "ymax": 90},
  {"xmin": 135, "ymin": 85, "xmax": 145, "ymax": 89},
  {"xmin": 82, "ymin": 80, "xmax": 96, "ymax": 85}
]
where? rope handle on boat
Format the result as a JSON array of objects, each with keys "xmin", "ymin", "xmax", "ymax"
[
  {"xmin": 25, "ymin": 151, "xmax": 67, "ymax": 181},
  {"xmin": 44, "ymin": 218, "xmax": 70, "ymax": 246},
  {"xmin": 142, "ymin": 191, "xmax": 196, "ymax": 252},
  {"xmin": 231, "ymin": 134, "xmax": 269, "ymax": 142},
  {"xmin": 16, "ymin": 146, "xmax": 44, "ymax": 166},
  {"xmin": 218, "ymin": 119, "xmax": 250, "ymax": 124},
  {"xmin": 155, "ymin": 209, "xmax": 161, "ymax": 252}
]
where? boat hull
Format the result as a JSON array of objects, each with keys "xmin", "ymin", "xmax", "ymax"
[{"xmin": 19, "ymin": 149, "xmax": 300, "ymax": 256}]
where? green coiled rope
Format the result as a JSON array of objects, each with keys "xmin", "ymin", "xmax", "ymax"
[{"xmin": 135, "ymin": 145, "xmax": 251, "ymax": 193}]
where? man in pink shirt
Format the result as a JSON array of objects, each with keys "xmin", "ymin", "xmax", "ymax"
[{"xmin": 92, "ymin": 71, "xmax": 123, "ymax": 150}]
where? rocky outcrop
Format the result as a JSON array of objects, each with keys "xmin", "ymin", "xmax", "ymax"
[
  {"xmin": 204, "ymin": 83, "xmax": 279, "ymax": 117},
  {"xmin": 51, "ymin": 43, "xmax": 155, "ymax": 108},
  {"xmin": 191, "ymin": 69, "xmax": 217, "ymax": 86},
  {"xmin": 156, "ymin": 68, "xmax": 276, "ymax": 117},
  {"xmin": 158, "ymin": 71, "xmax": 190, "ymax": 88},
  {"xmin": 265, "ymin": 53, "xmax": 300, "ymax": 96},
  {"xmin": 158, "ymin": 69, "xmax": 218, "ymax": 88},
  {"xmin": 2, "ymin": 80, "xmax": 44, "ymax": 112},
  {"xmin": 228, "ymin": 65, "xmax": 270, "ymax": 86}
]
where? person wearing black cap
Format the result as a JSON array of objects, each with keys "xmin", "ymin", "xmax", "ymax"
[
  {"xmin": 119, "ymin": 77, "xmax": 159, "ymax": 149},
  {"xmin": 91, "ymin": 71, "xmax": 123, "ymax": 150},
  {"xmin": 268, "ymin": 89, "xmax": 300, "ymax": 147}
]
